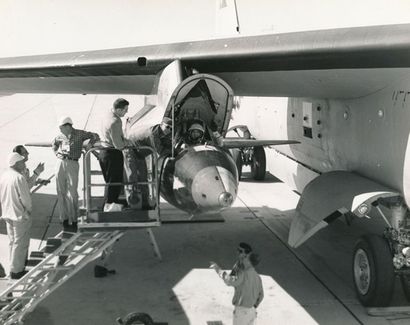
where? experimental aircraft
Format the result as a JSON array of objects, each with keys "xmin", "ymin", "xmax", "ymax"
[
  {"xmin": 0, "ymin": 9, "xmax": 410, "ymax": 309},
  {"xmin": 124, "ymin": 69, "xmax": 297, "ymax": 215}
]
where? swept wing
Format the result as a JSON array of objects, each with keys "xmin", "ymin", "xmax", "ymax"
[{"xmin": 0, "ymin": 24, "xmax": 409, "ymax": 98}]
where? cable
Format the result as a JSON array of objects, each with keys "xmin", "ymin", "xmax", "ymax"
[
  {"xmin": 0, "ymin": 95, "xmax": 52, "ymax": 129},
  {"xmin": 38, "ymin": 199, "xmax": 58, "ymax": 250},
  {"xmin": 83, "ymin": 94, "xmax": 98, "ymax": 130}
]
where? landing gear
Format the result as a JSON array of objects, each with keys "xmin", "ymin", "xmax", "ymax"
[
  {"xmin": 401, "ymin": 274, "xmax": 410, "ymax": 301},
  {"xmin": 227, "ymin": 125, "xmax": 266, "ymax": 181},
  {"xmin": 230, "ymin": 148, "xmax": 243, "ymax": 181},
  {"xmin": 250, "ymin": 146, "xmax": 266, "ymax": 181},
  {"xmin": 352, "ymin": 234, "xmax": 395, "ymax": 307}
]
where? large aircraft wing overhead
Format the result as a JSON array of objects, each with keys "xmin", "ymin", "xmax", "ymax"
[
  {"xmin": 221, "ymin": 138, "xmax": 299, "ymax": 148},
  {"xmin": 126, "ymin": 103, "xmax": 156, "ymax": 127},
  {"xmin": 0, "ymin": 24, "xmax": 409, "ymax": 97}
]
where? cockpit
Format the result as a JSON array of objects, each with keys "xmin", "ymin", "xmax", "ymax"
[{"xmin": 162, "ymin": 73, "xmax": 234, "ymax": 152}]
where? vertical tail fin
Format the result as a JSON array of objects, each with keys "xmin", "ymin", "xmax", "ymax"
[{"xmin": 215, "ymin": 0, "xmax": 241, "ymax": 36}]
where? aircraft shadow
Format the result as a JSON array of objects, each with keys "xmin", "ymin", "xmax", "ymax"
[
  {"xmin": 5, "ymin": 195, "xmax": 408, "ymax": 325},
  {"xmin": 258, "ymin": 204, "xmax": 410, "ymax": 319},
  {"xmin": 240, "ymin": 171, "xmax": 281, "ymax": 184}
]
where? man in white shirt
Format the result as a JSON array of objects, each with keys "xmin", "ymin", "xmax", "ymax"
[
  {"xmin": 0, "ymin": 153, "xmax": 33, "ymax": 279},
  {"xmin": 100, "ymin": 98, "xmax": 129, "ymax": 212}
]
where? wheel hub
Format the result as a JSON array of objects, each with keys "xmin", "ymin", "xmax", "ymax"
[{"xmin": 354, "ymin": 248, "xmax": 371, "ymax": 295}]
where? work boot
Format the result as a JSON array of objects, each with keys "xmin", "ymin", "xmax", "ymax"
[
  {"xmin": 71, "ymin": 222, "xmax": 78, "ymax": 232},
  {"xmin": 103, "ymin": 203, "xmax": 113, "ymax": 212},
  {"xmin": 62, "ymin": 219, "xmax": 70, "ymax": 231},
  {"xmin": 111, "ymin": 203, "xmax": 123, "ymax": 212},
  {"xmin": 104, "ymin": 203, "xmax": 123, "ymax": 212},
  {"xmin": 10, "ymin": 270, "xmax": 28, "ymax": 280}
]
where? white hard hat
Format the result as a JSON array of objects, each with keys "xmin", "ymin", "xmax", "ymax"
[
  {"xmin": 8, "ymin": 152, "xmax": 24, "ymax": 167},
  {"xmin": 58, "ymin": 116, "xmax": 73, "ymax": 126}
]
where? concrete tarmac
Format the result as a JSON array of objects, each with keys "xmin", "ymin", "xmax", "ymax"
[{"xmin": 1, "ymin": 94, "xmax": 410, "ymax": 324}]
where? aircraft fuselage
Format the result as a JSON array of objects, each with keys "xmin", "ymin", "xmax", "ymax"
[
  {"xmin": 232, "ymin": 69, "xmax": 410, "ymax": 205},
  {"xmin": 160, "ymin": 144, "xmax": 238, "ymax": 215}
]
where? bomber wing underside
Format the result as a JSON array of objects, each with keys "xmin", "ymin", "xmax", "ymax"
[
  {"xmin": 289, "ymin": 171, "xmax": 399, "ymax": 248},
  {"xmin": 0, "ymin": 24, "xmax": 409, "ymax": 99}
]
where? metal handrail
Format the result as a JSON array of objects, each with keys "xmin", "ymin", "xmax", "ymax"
[{"xmin": 81, "ymin": 145, "xmax": 160, "ymax": 225}]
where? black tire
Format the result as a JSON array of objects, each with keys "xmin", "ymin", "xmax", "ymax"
[
  {"xmin": 230, "ymin": 149, "xmax": 243, "ymax": 181},
  {"xmin": 400, "ymin": 274, "xmax": 410, "ymax": 301},
  {"xmin": 352, "ymin": 234, "xmax": 395, "ymax": 307},
  {"xmin": 121, "ymin": 312, "xmax": 154, "ymax": 325},
  {"xmin": 251, "ymin": 146, "xmax": 266, "ymax": 181}
]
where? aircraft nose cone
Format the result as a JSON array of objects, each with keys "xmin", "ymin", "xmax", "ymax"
[{"xmin": 218, "ymin": 192, "xmax": 234, "ymax": 207}]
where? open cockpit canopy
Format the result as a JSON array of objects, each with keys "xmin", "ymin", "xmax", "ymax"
[{"xmin": 164, "ymin": 74, "xmax": 234, "ymax": 138}]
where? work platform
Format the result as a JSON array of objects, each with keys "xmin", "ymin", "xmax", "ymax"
[{"xmin": 81, "ymin": 209, "xmax": 160, "ymax": 230}]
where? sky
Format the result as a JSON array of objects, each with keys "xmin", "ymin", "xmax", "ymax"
[{"xmin": 0, "ymin": 0, "xmax": 409, "ymax": 58}]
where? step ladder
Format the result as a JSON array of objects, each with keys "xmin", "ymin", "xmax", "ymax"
[
  {"xmin": 79, "ymin": 145, "xmax": 162, "ymax": 260},
  {"xmin": 0, "ymin": 145, "xmax": 163, "ymax": 324},
  {"xmin": 0, "ymin": 230, "xmax": 125, "ymax": 325},
  {"xmin": 79, "ymin": 145, "xmax": 162, "ymax": 262},
  {"xmin": 81, "ymin": 145, "xmax": 162, "ymax": 230}
]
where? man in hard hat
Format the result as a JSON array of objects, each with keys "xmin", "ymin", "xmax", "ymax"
[
  {"xmin": 0, "ymin": 153, "xmax": 33, "ymax": 279},
  {"xmin": 52, "ymin": 116, "xmax": 100, "ymax": 231},
  {"xmin": 100, "ymin": 98, "xmax": 131, "ymax": 212}
]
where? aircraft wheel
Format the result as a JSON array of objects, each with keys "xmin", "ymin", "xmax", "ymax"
[
  {"xmin": 230, "ymin": 149, "xmax": 243, "ymax": 181},
  {"xmin": 117, "ymin": 312, "xmax": 154, "ymax": 325},
  {"xmin": 251, "ymin": 146, "xmax": 266, "ymax": 181},
  {"xmin": 352, "ymin": 234, "xmax": 395, "ymax": 306},
  {"xmin": 400, "ymin": 274, "xmax": 410, "ymax": 301}
]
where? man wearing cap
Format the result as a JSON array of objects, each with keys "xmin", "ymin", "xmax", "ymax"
[
  {"xmin": 0, "ymin": 153, "xmax": 33, "ymax": 279},
  {"xmin": 52, "ymin": 116, "xmax": 100, "ymax": 230},
  {"xmin": 13, "ymin": 145, "xmax": 49, "ymax": 189},
  {"xmin": 210, "ymin": 243, "xmax": 264, "ymax": 325},
  {"xmin": 100, "ymin": 98, "xmax": 130, "ymax": 212}
]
